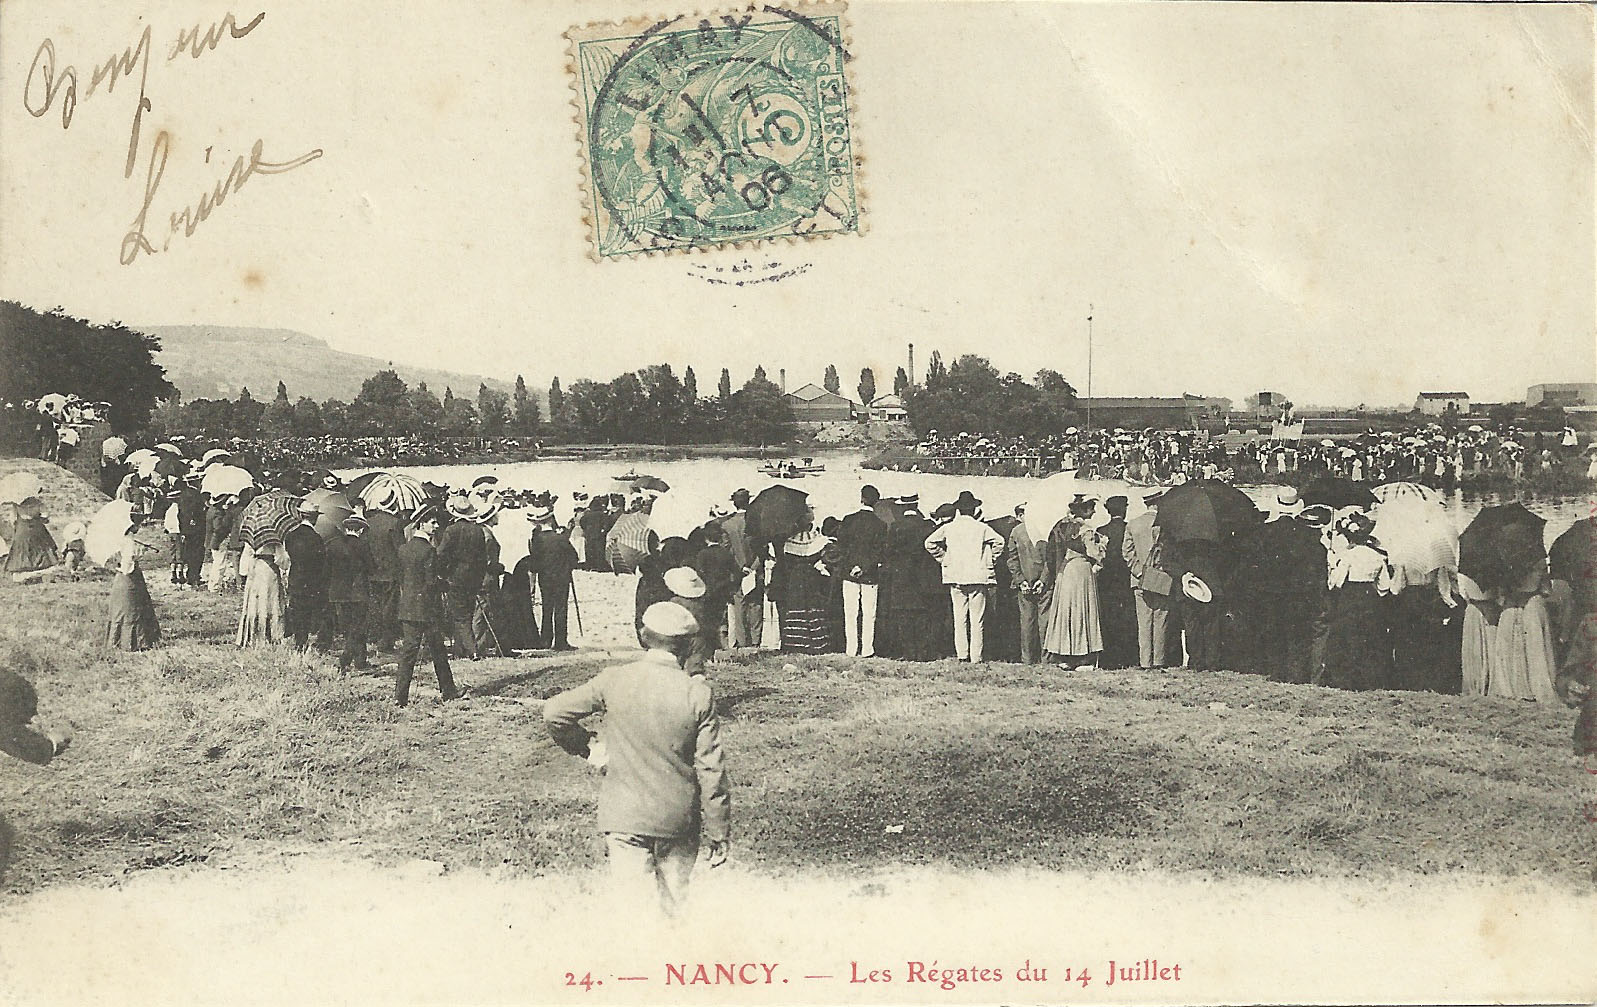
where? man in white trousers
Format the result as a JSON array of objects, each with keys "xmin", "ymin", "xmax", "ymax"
[
  {"xmin": 923, "ymin": 490, "xmax": 1006, "ymax": 662},
  {"xmin": 834, "ymin": 485, "xmax": 888, "ymax": 657}
]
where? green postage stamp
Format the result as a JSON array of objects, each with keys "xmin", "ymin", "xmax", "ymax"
[{"xmin": 567, "ymin": 3, "xmax": 864, "ymax": 260}]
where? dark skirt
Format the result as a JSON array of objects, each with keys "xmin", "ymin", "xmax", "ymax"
[
  {"xmin": 4, "ymin": 517, "xmax": 58, "ymax": 574},
  {"xmin": 498, "ymin": 568, "xmax": 539, "ymax": 651},
  {"xmin": 105, "ymin": 568, "xmax": 160, "ymax": 650},
  {"xmin": 1389, "ymin": 588, "xmax": 1462, "ymax": 694},
  {"xmin": 778, "ymin": 604, "xmax": 832, "ymax": 654},
  {"xmin": 1322, "ymin": 583, "xmax": 1393, "ymax": 690}
]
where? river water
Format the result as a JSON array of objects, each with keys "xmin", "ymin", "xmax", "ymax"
[{"xmin": 366, "ymin": 451, "xmax": 1593, "ymax": 547}]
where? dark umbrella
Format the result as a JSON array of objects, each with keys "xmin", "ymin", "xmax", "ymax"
[
  {"xmin": 1300, "ymin": 477, "xmax": 1377, "ymax": 510},
  {"xmin": 344, "ymin": 470, "xmax": 384, "ymax": 500},
  {"xmin": 1153, "ymin": 480, "xmax": 1261, "ymax": 543},
  {"xmin": 1548, "ymin": 517, "xmax": 1597, "ymax": 585},
  {"xmin": 631, "ymin": 475, "xmax": 671, "ymax": 494},
  {"xmin": 744, "ymin": 485, "xmax": 809, "ymax": 541},
  {"xmin": 237, "ymin": 490, "xmax": 300, "ymax": 551},
  {"xmin": 1457, "ymin": 503, "xmax": 1546, "ymax": 594}
]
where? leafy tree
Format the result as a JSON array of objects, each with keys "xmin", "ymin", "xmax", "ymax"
[
  {"xmin": 355, "ymin": 369, "xmax": 414, "ymax": 434},
  {"xmin": 824, "ymin": 364, "xmax": 840, "ymax": 395},
  {"xmin": 753, "ymin": 365, "xmax": 768, "ymax": 383},
  {"xmin": 894, "ymin": 367, "xmax": 909, "ymax": 395},
  {"xmin": 262, "ymin": 382, "xmax": 295, "ymax": 437},
  {"xmin": 548, "ymin": 377, "xmax": 566, "ymax": 428},
  {"xmin": 408, "ymin": 382, "xmax": 444, "ymax": 432},
  {"xmin": 924, "ymin": 351, "xmax": 947, "ymax": 390},
  {"xmin": 321, "ymin": 398, "xmax": 349, "ymax": 432},
  {"xmin": 683, "ymin": 365, "xmax": 698, "ymax": 403},
  {"xmin": 718, "ymin": 368, "xmax": 732, "ymax": 401},
  {"xmin": 564, "ymin": 379, "xmax": 609, "ymax": 441},
  {"xmin": 0, "ymin": 302, "xmax": 177, "ymax": 434},
  {"xmin": 441, "ymin": 387, "xmax": 477, "ymax": 435},
  {"xmin": 727, "ymin": 372, "xmax": 794, "ymax": 445},
  {"xmin": 478, "ymin": 382, "xmax": 510, "ymax": 436},
  {"xmin": 291, "ymin": 397, "xmax": 325, "ymax": 436},
  {"xmin": 512, "ymin": 375, "xmax": 540, "ymax": 433},
  {"xmin": 857, "ymin": 367, "xmax": 876, "ymax": 410},
  {"xmin": 233, "ymin": 387, "xmax": 264, "ymax": 435}
]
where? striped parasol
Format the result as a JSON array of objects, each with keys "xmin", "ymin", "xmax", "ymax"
[
  {"xmin": 1372, "ymin": 481, "xmax": 1446, "ymax": 506},
  {"xmin": 236, "ymin": 490, "xmax": 300, "ymax": 551},
  {"xmin": 357, "ymin": 473, "xmax": 429, "ymax": 515}
]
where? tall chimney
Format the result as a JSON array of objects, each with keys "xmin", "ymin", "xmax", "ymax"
[
  {"xmin": 779, "ymin": 368, "xmax": 787, "ymax": 394},
  {"xmin": 908, "ymin": 343, "xmax": 915, "ymax": 386}
]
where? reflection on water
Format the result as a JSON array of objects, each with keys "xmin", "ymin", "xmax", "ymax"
[{"xmin": 372, "ymin": 452, "xmax": 1593, "ymax": 546}]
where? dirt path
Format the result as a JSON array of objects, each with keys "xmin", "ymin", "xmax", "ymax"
[{"xmin": 1, "ymin": 858, "xmax": 1592, "ymax": 1004}]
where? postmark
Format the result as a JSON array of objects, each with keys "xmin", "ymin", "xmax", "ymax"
[{"xmin": 566, "ymin": 3, "xmax": 863, "ymax": 260}]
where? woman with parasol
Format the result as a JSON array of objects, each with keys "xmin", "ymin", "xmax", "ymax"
[
  {"xmin": 1458, "ymin": 504, "xmax": 1558, "ymax": 701},
  {"xmin": 102, "ymin": 508, "xmax": 161, "ymax": 651},
  {"xmin": 234, "ymin": 482, "xmax": 297, "ymax": 646}
]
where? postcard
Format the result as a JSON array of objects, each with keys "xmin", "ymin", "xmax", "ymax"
[{"xmin": 1, "ymin": 1, "xmax": 1594, "ymax": 1004}]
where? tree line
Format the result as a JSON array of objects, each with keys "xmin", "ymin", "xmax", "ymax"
[
  {"xmin": 150, "ymin": 364, "xmax": 799, "ymax": 445},
  {"xmin": 903, "ymin": 351, "xmax": 1081, "ymax": 439}
]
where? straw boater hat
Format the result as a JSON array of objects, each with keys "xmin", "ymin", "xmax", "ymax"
[
  {"xmin": 1272, "ymin": 487, "xmax": 1304, "ymax": 519},
  {"xmin": 410, "ymin": 503, "xmax": 442, "ymax": 528},
  {"xmin": 297, "ymin": 498, "xmax": 320, "ymax": 517},
  {"xmin": 445, "ymin": 492, "xmax": 476, "ymax": 520},
  {"xmin": 1300, "ymin": 504, "xmax": 1335, "ymax": 529},
  {"xmin": 341, "ymin": 515, "xmax": 369, "ymax": 534},
  {"xmin": 528, "ymin": 504, "xmax": 555, "ymax": 524},
  {"xmin": 1181, "ymin": 571, "xmax": 1213, "ymax": 605},
  {"xmin": 663, "ymin": 566, "xmax": 707, "ymax": 599},
  {"xmin": 641, "ymin": 601, "xmax": 698, "ymax": 639}
]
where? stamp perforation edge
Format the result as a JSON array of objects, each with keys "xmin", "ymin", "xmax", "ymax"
[{"xmin": 564, "ymin": 2, "xmax": 868, "ymax": 262}]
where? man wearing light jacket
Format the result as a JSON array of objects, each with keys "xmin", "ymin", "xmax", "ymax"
[
  {"xmin": 543, "ymin": 601, "xmax": 730, "ymax": 917},
  {"xmin": 923, "ymin": 489, "xmax": 1006, "ymax": 662}
]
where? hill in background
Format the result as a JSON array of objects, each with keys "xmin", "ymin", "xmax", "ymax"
[{"xmin": 142, "ymin": 325, "xmax": 517, "ymax": 403}]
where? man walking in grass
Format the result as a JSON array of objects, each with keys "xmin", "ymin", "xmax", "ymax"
[
  {"xmin": 543, "ymin": 601, "xmax": 730, "ymax": 917},
  {"xmin": 394, "ymin": 504, "xmax": 464, "ymax": 707}
]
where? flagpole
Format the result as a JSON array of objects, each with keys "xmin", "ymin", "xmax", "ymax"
[{"xmin": 1086, "ymin": 305, "xmax": 1094, "ymax": 431}]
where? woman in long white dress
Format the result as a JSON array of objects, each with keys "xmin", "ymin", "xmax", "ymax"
[{"xmin": 235, "ymin": 542, "xmax": 289, "ymax": 645}]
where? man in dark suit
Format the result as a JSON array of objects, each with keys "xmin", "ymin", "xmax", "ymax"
[
  {"xmin": 835, "ymin": 485, "xmax": 888, "ymax": 657},
  {"xmin": 1122, "ymin": 491, "xmax": 1175, "ymax": 668},
  {"xmin": 437, "ymin": 496, "xmax": 488, "ymax": 659},
  {"xmin": 284, "ymin": 499, "xmax": 329, "ymax": 652},
  {"xmin": 325, "ymin": 515, "xmax": 376, "ymax": 671},
  {"xmin": 176, "ymin": 471, "xmax": 207, "ymax": 588},
  {"xmin": 1003, "ymin": 503, "xmax": 1051, "ymax": 664},
  {"xmin": 526, "ymin": 505, "xmax": 580, "ymax": 650},
  {"xmin": 364, "ymin": 508, "xmax": 405, "ymax": 651},
  {"xmin": 395, "ymin": 505, "xmax": 462, "ymax": 707},
  {"xmin": 1097, "ymin": 495, "xmax": 1138, "ymax": 668}
]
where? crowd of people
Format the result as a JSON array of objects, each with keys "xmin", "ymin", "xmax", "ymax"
[
  {"xmin": 140, "ymin": 434, "xmax": 548, "ymax": 471},
  {"xmin": 904, "ymin": 424, "xmax": 1596, "ymax": 486},
  {"xmin": 0, "ymin": 394, "xmax": 109, "ymax": 462}
]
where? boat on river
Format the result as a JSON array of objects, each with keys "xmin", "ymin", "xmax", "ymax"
[{"xmin": 759, "ymin": 458, "xmax": 826, "ymax": 478}]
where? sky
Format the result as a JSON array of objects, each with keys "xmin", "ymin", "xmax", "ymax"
[{"xmin": 1, "ymin": 0, "xmax": 1592, "ymax": 407}]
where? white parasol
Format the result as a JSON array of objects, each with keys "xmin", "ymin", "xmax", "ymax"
[
  {"xmin": 200, "ymin": 465, "xmax": 255, "ymax": 498},
  {"xmin": 1022, "ymin": 470, "xmax": 1084, "ymax": 543},
  {"xmin": 647, "ymin": 486, "xmax": 729, "ymax": 541},
  {"xmin": 86, "ymin": 499, "xmax": 137, "ymax": 567},
  {"xmin": 0, "ymin": 471, "xmax": 44, "ymax": 505}
]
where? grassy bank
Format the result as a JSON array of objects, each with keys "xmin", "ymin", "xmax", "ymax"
[{"xmin": 2, "ymin": 573, "xmax": 1592, "ymax": 898}]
